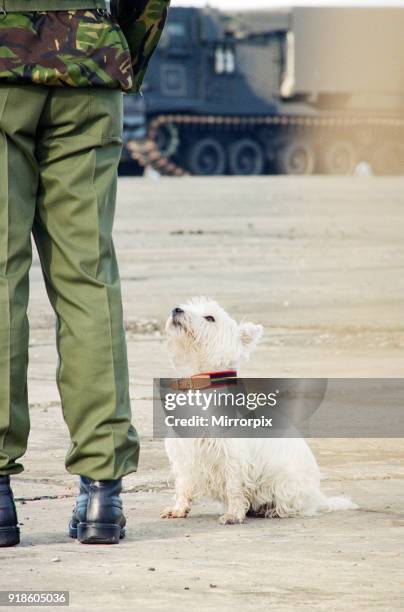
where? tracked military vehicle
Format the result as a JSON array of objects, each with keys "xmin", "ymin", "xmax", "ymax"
[{"xmin": 124, "ymin": 6, "xmax": 404, "ymax": 176}]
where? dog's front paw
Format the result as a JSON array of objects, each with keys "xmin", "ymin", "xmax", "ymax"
[
  {"xmin": 160, "ymin": 507, "xmax": 189, "ymax": 519},
  {"xmin": 219, "ymin": 513, "xmax": 245, "ymax": 525}
]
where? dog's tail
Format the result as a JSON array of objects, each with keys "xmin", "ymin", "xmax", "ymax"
[{"xmin": 317, "ymin": 493, "xmax": 358, "ymax": 512}]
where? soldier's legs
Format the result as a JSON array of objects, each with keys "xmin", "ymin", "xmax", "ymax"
[
  {"xmin": 0, "ymin": 85, "xmax": 46, "ymax": 475},
  {"xmin": 34, "ymin": 88, "xmax": 139, "ymax": 480}
]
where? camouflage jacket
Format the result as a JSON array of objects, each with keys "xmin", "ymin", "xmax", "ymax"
[{"xmin": 0, "ymin": 0, "xmax": 170, "ymax": 92}]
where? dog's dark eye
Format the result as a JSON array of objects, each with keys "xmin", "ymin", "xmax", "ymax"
[{"xmin": 204, "ymin": 316, "xmax": 215, "ymax": 323}]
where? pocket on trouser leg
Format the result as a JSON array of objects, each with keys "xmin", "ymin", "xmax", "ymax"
[{"xmin": 86, "ymin": 89, "xmax": 123, "ymax": 143}]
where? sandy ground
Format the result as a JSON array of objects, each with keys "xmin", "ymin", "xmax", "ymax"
[{"xmin": 3, "ymin": 176, "xmax": 403, "ymax": 611}]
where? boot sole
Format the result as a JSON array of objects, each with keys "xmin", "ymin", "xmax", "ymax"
[
  {"xmin": 77, "ymin": 522, "xmax": 125, "ymax": 545},
  {"xmin": 0, "ymin": 526, "xmax": 20, "ymax": 547}
]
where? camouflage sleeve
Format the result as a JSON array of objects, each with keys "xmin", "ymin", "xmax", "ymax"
[{"xmin": 117, "ymin": 0, "xmax": 170, "ymax": 93}]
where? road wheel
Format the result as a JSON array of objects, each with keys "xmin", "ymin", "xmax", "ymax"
[
  {"xmin": 188, "ymin": 137, "xmax": 226, "ymax": 175},
  {"xmin": 228, "ymin": 138, "xmax": 265, "ymax": 175},
  {"xmin": 277, "ymin": 140, "xmax": 316, "ymax": 175},
  {"xmin": 322, "ymin": 140, "xmax": 357, "ymax": 175},
  {"xmin": 372, "ymin": 141, "xmax": 404, "ymax": 176},
  {"xmin": 154, "ymin": 123, "xmax": 180, "ymax": 158}
]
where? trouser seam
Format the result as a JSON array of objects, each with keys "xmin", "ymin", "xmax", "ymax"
[
  {"xmin": 0, "ymin": 126, "xmax": 11, "ymax": 460},
  {"xmin": 92, "ymin": 146, "xmax": 119, "ymax": 478}
]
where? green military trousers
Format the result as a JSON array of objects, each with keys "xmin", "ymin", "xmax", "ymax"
[{"xmin": 0, "ymin": 84, "xmax": 139, "ymax": 480}]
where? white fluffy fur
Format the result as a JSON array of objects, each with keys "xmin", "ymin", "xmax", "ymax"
[{"xmin": 161, "ymin": 296, "xmax": 357, "ymax": 524}]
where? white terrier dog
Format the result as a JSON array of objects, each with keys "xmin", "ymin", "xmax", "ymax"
[{"xmin": 161, "ymin": 296, "xmax": 357, "ymax": 524}]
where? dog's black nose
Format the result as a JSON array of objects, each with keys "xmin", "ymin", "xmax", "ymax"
[{"xmin": 172, "ymin": 307, "xmax": 184, "ymax": 317}]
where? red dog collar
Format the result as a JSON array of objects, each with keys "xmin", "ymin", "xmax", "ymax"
[{"xmin": 171, "ymin": 370, "xmax": 238, "ymax": 391}]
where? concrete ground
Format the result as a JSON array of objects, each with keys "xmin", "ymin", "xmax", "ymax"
[{"xmin": 4, "ymin": 176, "xmax": 404, "ymax": 611}]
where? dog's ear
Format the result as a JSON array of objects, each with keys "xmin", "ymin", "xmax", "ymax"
[{"xmin": 239, "ymin": 322, "xmax": 263, "ymax": 356}]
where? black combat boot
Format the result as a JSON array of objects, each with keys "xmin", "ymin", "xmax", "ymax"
[
  {"xmin": 68, "ymin": 476, "xmax": 91, "ymax": 539},
  {"xmin": 77, "ymin": 479, "xmax": 126, "ymax": 545},
  {"xmin": 0, "ymin": 476, "xmax": 20, "ymax": 547}
]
